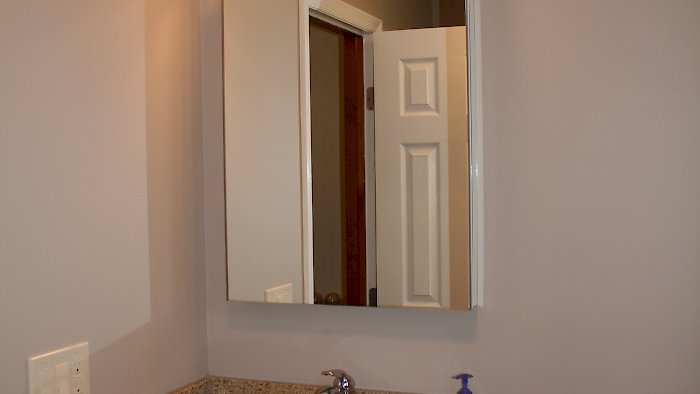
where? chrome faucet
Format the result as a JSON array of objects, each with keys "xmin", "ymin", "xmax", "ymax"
[{"xmin": 315, "ymin": 369, "xmax": 356, "ymax": 394}]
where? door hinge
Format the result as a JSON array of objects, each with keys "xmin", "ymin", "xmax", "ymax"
[{"xmin": 366, "ymin": 87, "xmax": 375, "ymax": 111}]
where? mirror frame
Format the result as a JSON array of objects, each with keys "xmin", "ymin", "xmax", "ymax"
[{"xmin": 466, "ymin": 0, "xmax": 483, "ymax": 306}]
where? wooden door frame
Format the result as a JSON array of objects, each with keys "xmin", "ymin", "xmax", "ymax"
[
  {"xmin": 308, "ymin": 17, "xmax": 366, "ymax": 306},
  {"xmin": 341, "ymin": 26, "xmax": 366, "ymax": 306}
]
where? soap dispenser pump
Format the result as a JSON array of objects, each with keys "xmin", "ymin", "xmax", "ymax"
[{"xmin": 452, "ymin": 373, "xmax": 474, "ymax": 394}]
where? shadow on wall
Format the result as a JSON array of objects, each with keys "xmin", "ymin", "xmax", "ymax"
[{"xmin": 90, "ymin": 0, "xmax": 208, "ymax": 392}]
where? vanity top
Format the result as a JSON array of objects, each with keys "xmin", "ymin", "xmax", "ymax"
[{"xmin": 170, "ymin": 376, "xmax": 412, "ymax": 394}]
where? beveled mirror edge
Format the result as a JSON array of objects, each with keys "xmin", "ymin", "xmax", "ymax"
[{"xmin": 467, "ymin": 0, "xmax": 484, "ymax": 307}]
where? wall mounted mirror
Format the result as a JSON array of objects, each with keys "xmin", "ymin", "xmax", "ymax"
[{"xmin": 223, "ymin": 0, "xmax": 480, "ymax": 310}]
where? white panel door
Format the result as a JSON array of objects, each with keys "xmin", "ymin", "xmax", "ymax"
[{"xmin": 375, "ymin": 27, "xmax": 467, "ymax": 308}]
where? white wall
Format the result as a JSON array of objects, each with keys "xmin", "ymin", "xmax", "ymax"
[
  {"xmin": 222, "ymin": 0, "xmax": 304, "ymax": 303},
  {"xmin": 0, "ymin": 1, "xmax": 207, "ymax": 393},
  {"xmin": 204, "ymin": 0, "xmax": 700, "ymax": 393}
]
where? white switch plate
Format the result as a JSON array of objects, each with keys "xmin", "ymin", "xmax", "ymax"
[
  {"xmin": 28, "ymin": 342, "xmax": 90, "ymax": 394},
  {"xmin": 264, "ymin": 283, "xmax": 293, "ymax": 303}
]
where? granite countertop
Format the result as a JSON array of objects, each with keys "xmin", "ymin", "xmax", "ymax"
[{"xmin": 170, "ymin": 376, "xmax": 412, "ymax": 394}]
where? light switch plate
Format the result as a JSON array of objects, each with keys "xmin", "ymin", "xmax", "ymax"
[
  {"xmin": 264, "ymin": 283, "xmax": 293, "ymax": 303},
  {"xmin": 28, "ymin": 342, "xmax": 90, "ymax": 394}
]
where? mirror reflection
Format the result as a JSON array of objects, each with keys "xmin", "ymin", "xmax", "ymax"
[{"xmin": 224, "ymin": 0, "xmax": 471, "ymax": 310}]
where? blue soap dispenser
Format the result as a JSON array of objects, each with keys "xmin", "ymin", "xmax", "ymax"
[{"xmin": 452, "ymin": 373, "xmax": 474, "ymax": 394}]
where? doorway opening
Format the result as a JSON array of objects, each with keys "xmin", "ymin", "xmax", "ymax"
[{"xmin": 309, "ymin": 17, "xmax": 368, "ymax": 307}]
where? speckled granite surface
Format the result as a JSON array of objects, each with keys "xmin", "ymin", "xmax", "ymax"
[{"xmin": 170, "ymin": 376, "xmax": 411, "ymax": 394}]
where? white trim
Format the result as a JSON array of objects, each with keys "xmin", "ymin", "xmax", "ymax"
[
  {"xmin": 467, "ymin": 0, "xmax": 484, "ymax": 307},
  {"xmin": 309, "ymin": 10, "xmax": 365, "ymax": 36},
  {"xmin": 299, "ymin": 0, "xmax": 314, "ymax": 304},
  {"xmin": 307, "ymin": 0, "xmax": 382, "ymax": 33},
  {"xmin": 299, "ymin": 0, "xmax": 382, "ymax": 304}
]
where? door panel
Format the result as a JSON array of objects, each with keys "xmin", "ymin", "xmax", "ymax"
[{"xmin": 375, "ymin": 27, "xmax": 468, "ymax": 309}]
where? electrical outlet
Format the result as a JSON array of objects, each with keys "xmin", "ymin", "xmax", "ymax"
[
  {"xmin": 264, "ymin": 283, "xmax": 293, "ymax": 303},
  {"xmin": 28, "ymin": 342, "xmax": 90, "ymax": 394}
]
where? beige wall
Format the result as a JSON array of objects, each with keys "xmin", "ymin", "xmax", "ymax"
[
  {"xmin": 310, "ymin": 25, "xmax": 344, "ymax": 299},
  {"xmin": 0, "ymin": 0, "xmax": 207, "ymax": 393},
  {"xmin": 204, "ymin": 0, "xmax": 700, "ymax": 393},
  {"xmin": 446, "ymin": 27, "xmax": 470, "ymax": 310}
]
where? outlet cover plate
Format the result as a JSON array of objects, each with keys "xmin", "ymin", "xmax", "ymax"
[
  {"xmin": 265, "ymin": 283, "xmax": 293, "ymax": 303},
  {"xmin": 28, "ymin": 342, "xmax": 90, "ymax": 394}
]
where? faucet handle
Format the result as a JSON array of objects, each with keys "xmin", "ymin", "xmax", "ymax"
[
  {"xmin": 322, "ymin": 369, "xmax": 346, "ymax": 377},
  {"xmin": 321, "ymin": 369, "xmax": 355, "ymax": 392}
]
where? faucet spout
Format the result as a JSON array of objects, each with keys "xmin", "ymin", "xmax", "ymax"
[{"xmin": 315, "ymin": 369, "xmax": 356, "ymax": 394}]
